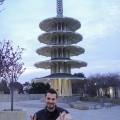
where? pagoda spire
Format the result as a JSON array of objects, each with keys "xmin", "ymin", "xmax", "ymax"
[{"xmin": 56, "ymin": 0, "xmax": 63, "ymax": 17}]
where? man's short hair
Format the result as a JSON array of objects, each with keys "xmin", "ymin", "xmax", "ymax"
[{"xmin": 45, "ymin": 88, "xmax": 58, "ymax": 98}]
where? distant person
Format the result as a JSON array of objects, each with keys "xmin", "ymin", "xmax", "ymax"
[{"xmin": 30, "ymin": 88, "xmax": 73, "ymax": 120}]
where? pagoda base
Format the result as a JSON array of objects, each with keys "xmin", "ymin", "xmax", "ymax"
[{"xmin": 50, "ymin": 79, "xmax": 72, "ymax": 96}]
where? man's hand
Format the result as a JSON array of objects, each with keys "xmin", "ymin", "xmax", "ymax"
[
  {"xmin": 30, "ymin": 114, "xmax": 37, "ymax": 120},
  {"xmin": 60, "ymin": 112, "xmax": 66, "ymax": 120}
]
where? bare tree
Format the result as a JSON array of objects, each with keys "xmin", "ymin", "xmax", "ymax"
[
  {"xmin": 0, "ymin": 40, "xmax": 26, "ymax": 111},
  {"xmin": 0, "ymin": 0, "xmax": 5, "ymax": 12},
  {"xmin": 85, "ymin": 73, "xmax": 120, "ymax": 98},
  {"xmin": 107, "ymin": 73, "xmax": 120, "ymax": 98},
  {"xmin": 72, "ymin": 72, "xmax": 85, "ymax": 95},
  {"xmin": 0, "ymin": 40, "xmax": 26, "ymax": 81},
  {"xmin": 0, "ymin": 0, "xmax": 5, "ymax": 5}
]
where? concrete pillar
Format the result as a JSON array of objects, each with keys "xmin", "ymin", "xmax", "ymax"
[
  {"xmin": 61, "ymin": 48, "xmax": 63, "ymax": 57},
  {"xmin": 61, "ymin": 80, "xmax": 64, "ymax": 96},
  {"xmin": 56, "ymin": 49, "xmax": 59, "ymax": 57},
  {"xmin": 56, "ymin": 63, "xmax": 58, "ymax": 73},
  {"xmin": 68, "ymin": 64, "xmax": 71, "ymax": 74},
  {"xmin": 64, "ymin": 48, "xmax": 67, "ymax": 57},
  {"xmin": 61, "ymin": 22, "xmax": 63, "ymax": 30},
  {"xmin": 64, "ymin": 23, "xmax": 66, "ymax": 30},
  {"xmin": 56, "ymin": 63, "xmax": 60, "ymax": 73},
  {"xmin": 57, "ymin": 22, "xmax": 58, "ymax": 31},
  {"xmin": 66, "ymin": 64, "xmax": 69, "ymax": 73},
  {"xmin": 68, "ymin": 50, "xmax": 70, "ymax": 58},
  {"xmin": 66, "ymin": 80, "xmax": 69, "ymax": 96},
  {"xmin": 55, "ymin": 23, "xmax": 57, "ymax": 31},
  {"xmin": 61, "ymin": 62, "xmax": 64, "ymax": 73},
  {"xmin": 58, "ymin": 79, "xmax": 61, "ymax": 96},
  {"xmin": 68, "ymin": 80, "xmax": 72, "ymax": 96},
  {"xmin": 53, "ymin": 80, "xmax": 58, "ymax": 91},
  {"xmin": 51, "ymin": 51, "xmax": 53, "ymax": 58},
  {"xmin": 64, "ymin": 80, "xmax": 68, "ymax": 96},
  {"xmin": 51, "ymin": 64, "xmax": 56, "ymax": 74},
  {"xmin": 51, "ymin": 64, "xmax": 53, "ymax": 74},
  {"xmin": 51, "ymin": 80, "xmax": 54, "ymax": 88}
]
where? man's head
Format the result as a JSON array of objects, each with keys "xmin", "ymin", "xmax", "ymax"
[{"xmin": 44, "ymin": 88, "xmax": 58, "ymax": 112}]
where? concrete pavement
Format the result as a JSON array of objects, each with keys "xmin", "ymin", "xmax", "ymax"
[{"xmin": 0, "ymin": 100, "xmax": 120, "ymax": 120}]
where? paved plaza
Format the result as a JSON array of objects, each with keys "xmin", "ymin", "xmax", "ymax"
[{"xmin": 0, "ymin": 100, "xmax": 120, "ymax": 120}]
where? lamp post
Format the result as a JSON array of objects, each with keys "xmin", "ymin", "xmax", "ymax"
[
  {"xmin": 11, "ymin": 72, "xmax": 14, "ymax": 111},
  {"xmin": 9, "ymin": 65, "xmax": 15, "ymax": 111}
]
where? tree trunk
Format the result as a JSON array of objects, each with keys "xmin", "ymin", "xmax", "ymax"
[{"xmin": 11, "ymin": 78, "xmax": 13, "ymax": 111}]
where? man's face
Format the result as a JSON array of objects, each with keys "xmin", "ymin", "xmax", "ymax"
[{"xmin": 45, "ymin": 93, "xmax": 58, "ymax": 110}]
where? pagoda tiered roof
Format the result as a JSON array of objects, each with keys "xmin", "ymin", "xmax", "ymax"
[
  {"xmin": 34, "ymin": 59, "xmax": 87, "ymax": 69},
  {"xmin": 33, "ymin": 73, "xmax": 85, "ymax": 83},
  {"xmin": 38, "ymin": 31, "xmax": 83, "ymax": 45},
  {"xmin": 36, "ymin": 45, "xmax": 85, "ymax": 57},
  {"xmin": 39, "ymin": 17, "xmax": 81, "ymax": 32}
]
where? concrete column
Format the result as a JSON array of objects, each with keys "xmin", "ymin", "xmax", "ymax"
[
  {"xmin": 62, "ymin": 22, "xmax": 64, "ymax": 30},
  {"xmin": 57, "ymin": 22, "xmax": 58, "ymax": 31},
  {"xmin": 68, "ymin": 64, "xmax": 71, "ymax": 74},
  {"xmin": 56, "ymin": 63, "xmax": 58, "ymax": 73},
  {"xmin": 58, "ymin": 79, "xmax": 61, "ymax": 96},
  {"xmin": 61, "ymin": 22, "xmax": 62, "ymax": 30},
  {"xmin": 61, "ymin": 48, "xmax": 63, "ymax": 57},
  {"xmin": 60, "ymin": 22, "xmax": 62, "ymax": 30},
  {"xmin": 64, "ymin": 23, "xmax": 66, "ymax": 31},
  {"xmin": 51, "ymin": 64, "xmax": 53, "ymax": 74},
  {"xmin": 51, "ymin": 51, "xmax": 53, "ymax": 58},
  {"xmin": 56, "ymin": 49, "xmax": 59, "ymax": 57},
  {"xmin": 55, "ymin": 23, "xmax": 57, "ymax": 30},
  {"xmin": 57, "ymin": 35, "xmax": 59, "ymax": 43},
  {"xmin": 68, "ymin": 80, "xmax": 72, "ymax": 96},
  {"xmin": 67, "ymin": 50, "xmax": 69, "ymax": 58},
  {"xmin": 56, "ymin": 63, "xmax": 60, "ymax": 73},
  {"xmin": 64, "ymin": 80, "xmax": 67, "ymax": 96},
  {"xmin": 51, "ymin": 80, "xmax": 54, "ymax": 88},
  {"xmin": 66, "ymin": 80, "xmax": 69, "ymax": 96},
  {"xmin": 66, "ymin": 64, "xmax": 69, "ymax": 73},
  {"xmin": 61, "ymin": 80, "xmax": 64, "ymax": 96},
  {"xmin": 64, "ymin": 48, "xmax": 67, "ymax": 57},
  {"xmin": 54, "ymin": 49, "xmax": 55, "ymax": 58},
  {"xmin": 61, "ymin": 62, "xmax": 64, "ymax": 73},
  {"xmin": 64, "ymin": 33, "xmax": 67, "ymax": 44},
  {"xmin": 63, "ymin": 63, "xmax": 66, "ymax": 73},
  {"xmin": 53, "ymin": 63, "xmax": 56, "ymax": 74},
  {"xmin": 53, "ymin": 80, "xmax": 58, "ymax": 92},
  {"xmin": 68, "ymin": 50, "xmax": 70, "ymax": 58},
  {"xmin": 61, "ymin": 35, "xmax": 63, "ymax": 43},
  {"xmin": 66, "ymin": 23, "xmax": 67, "ymax": 31}
]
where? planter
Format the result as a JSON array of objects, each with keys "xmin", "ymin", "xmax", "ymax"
[{"xmin": 0, "ymin": 109, "xmax": 27, "ymax": 120}]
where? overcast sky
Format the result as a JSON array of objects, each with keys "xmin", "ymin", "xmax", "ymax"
[{"xmin": 0, "ymin": 0, "xmax": 120, "ymax": 84}]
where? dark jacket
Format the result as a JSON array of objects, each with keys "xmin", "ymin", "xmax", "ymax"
[{"xmin": 34, "ymin": 105, "xmax": 69, "ymax": 120}]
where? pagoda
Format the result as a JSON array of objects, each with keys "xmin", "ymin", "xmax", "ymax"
[{"xmin": 34, "ymin": 0, "xmax": 87, "ymax": 96}]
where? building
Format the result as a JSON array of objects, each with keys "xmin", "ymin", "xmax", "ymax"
[{"xmin": 33, "ymin": 0, "xmax": 87, "ymax": 96}]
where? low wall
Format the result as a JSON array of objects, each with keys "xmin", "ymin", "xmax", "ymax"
[
  {"xmin": 80, "ymin": 97, "xmax": 120, "ymax": 104},
  {"xmin": 0, "ymin": 94, "xmax": 44, "ymax": 102},
  {"xmin": 58, "ymin": 96, "xmax": 80, "ymax": 103}
]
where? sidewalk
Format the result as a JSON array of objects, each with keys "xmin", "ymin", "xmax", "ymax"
[{"xmin": 0, "ymin": 100, "xmax": 120, "ymax": 120}]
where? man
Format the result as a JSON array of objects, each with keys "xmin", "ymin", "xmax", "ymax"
[{"xmin": 30, "ymin": 88, "xmax": 72, "ymax": 120}]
